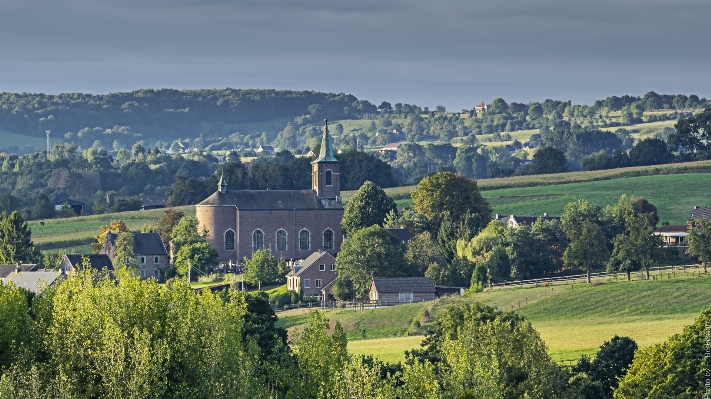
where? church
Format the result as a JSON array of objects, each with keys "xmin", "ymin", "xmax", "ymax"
[{"xmin": 196, "ymin": 119, "xmax": 344, "ymax": 263}]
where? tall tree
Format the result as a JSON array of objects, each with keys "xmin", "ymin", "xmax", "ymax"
[
  {"xmin": 92, "ymin": 220, "xmax": 129, "ymax": 253},
  {"xmin": 531, "ymin": 147, "xmax": 568, "ymax": 175},
  {"xmin": 175, "ymin": 242, "xmax": 219, "ymax": 281},
  {"xmin": 334, "ymin": 225, "xmax": 413, "ymax": 299},
  {"xmin": 0, "ymin": 211, "xmax": 39, "ymax": 264},
  {"xmin": 340, "ymin": 181, "xmax": 397, "ymax": 237},
  {"xmin": 171, "ymin": 215, "xmax": 208, "ymax": 254},
  {"xmin": 32, "ymin": 194, "xmax": 55, "ymax": 220},
  {"xmin": 411, "ymin": 172, "xmax": 491, "ymax": 231},
  {"xmin": 588, "ymin": 336, "xmax": 638, "ymax": 398},
  {"xmin": 687, "ymin": 216, "xmax": 711, "ymax": 274},
  {"xmin": 564, "ymin": 221, "xmax": 609, "ymax": 284},
  {"xmin": 154, "ymin": 208, "xmax": 184, "ymax": 247},
  {"xmin": 112, "ymin": 232, "xmax": 137, "ymax": 272}
]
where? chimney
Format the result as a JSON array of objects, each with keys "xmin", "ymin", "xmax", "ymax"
[{"xmin": 543, "ymin": 213, "xmax": 548, "ymax": 218}]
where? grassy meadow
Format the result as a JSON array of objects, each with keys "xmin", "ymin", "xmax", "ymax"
[
  {"xmin": 0, "ymin": 129, "xmax": 48, "ymax": 151},
  {"xmin": 281, "ymin": 271, "xmax": 711, "ymax": 364}
]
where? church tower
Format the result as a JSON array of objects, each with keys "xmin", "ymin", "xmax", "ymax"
[{"xmin": 311, "ymin": 118, "xmax": 340, "ymax": 200}]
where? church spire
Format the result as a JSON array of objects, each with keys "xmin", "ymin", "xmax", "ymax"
[
  {"xmin": 313, "ymin": 118, "xmax": 338, "ymax": 163},
  {"xmin": 218, "ymin": 173, "xmax": 227, "ymax": 193}
]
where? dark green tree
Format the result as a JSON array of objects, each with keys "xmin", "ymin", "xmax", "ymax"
[
  {"xmin": 564, "ymin": 221, "xmax": 609, "ymax": 284},
  {"xmin": 32, "ymin": 194, "xmax": 55, "ymax": 220},
  {"xmin": 588, "ymin": 336, "xmax": 638, "ymax": 397},
  {"xmin": 687, "ymin": 216, "xmax": 711, "ymax": 274},
  {"xmin": 341, "ymin": 181, "xmax": 397, "ymax": 237},
  {"xmin": 0, "ymin": 211, "xmax": 40, "ymax": 264},
  {"xmin": 531, "ymin": 147, "xmax": 568, "ymax": 174},
  {"xmin": 628, "ymin": 138, "xmax": 670, "ymax": 166},
  {"xmin": 411, "ymin": 172, "xmax": 491, "ymax": 230}
]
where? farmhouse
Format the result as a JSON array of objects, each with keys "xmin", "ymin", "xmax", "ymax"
[
  {"xmin": 379, "ymin": 142, "xmax": 403, "ymax": 153},
  {"xmin": 100, "ymin": 232, "xmax": 170, "ymax": 281},
  {"xmin": 257, "ymin": 145, "xmax": 275, "ymax": 156},
  {"xmin": 688, "ymin": 206, "xmax": 711, "ymax": 224},
  {"xmin": 285, "ymin": 250, "xmax": 337, "ymax": 301},
  {"xmin": 369, "ymin": 277, "xmax": 436, "ymax": 304},
  {"xmin": 196, "ymin": 120, "xmax": 344, "ymax": 262}
]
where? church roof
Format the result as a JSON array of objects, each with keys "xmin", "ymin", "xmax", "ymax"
[
  {"xmin": 312, "ymin": 118, "xmax": 338, "ymax": 163},
  {"xmin": 198, "ymin": 190, "xmax": 328, "ymax": 209}
]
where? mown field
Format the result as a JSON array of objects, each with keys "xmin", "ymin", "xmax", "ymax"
[
  {"xmin": 29, "ymin": 206, "xmax": 195, "ymax": 251},
  {"xmin": 278, "ymin": 271, "xmax": 711, "ymax": 364},
  {"xmin": 0, "ymin": 129, "xmax": 48, "ymax": 151}
]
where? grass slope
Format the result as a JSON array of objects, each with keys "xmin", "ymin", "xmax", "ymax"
[
  {"xmin": 282, "ymin": 273, "xmax": 711, "ymax": 364},
  {"xmin": 0, "ymin": 129, "xmax": 48, "ymax": 151}
]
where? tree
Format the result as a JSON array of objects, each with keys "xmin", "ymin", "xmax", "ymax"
[
  {"xmin": 112, "ymin": 232, "xmax": 137, "ymax": 272},
  {"xmin": 608, "ymin": 214, "xmax": 657, "ymax": 280},
  {"xmin": 489, "ymin": 98, "xmax": 509, "ymax": 114},
  {"xmin": 171, "ymin": 215, "xmax": 208, "ymax": 254},
  {"xmin": 154, "ymin": 208, "xmax": 184, "ymax": 247},
  {"xmin": 668, "ymin": 107, "xmax": 711, "ymax": 159},
  {"xmin": 174, "ymin": 242, "xmax": 219, "ymax": 281},
  {"xmin": 564, "ymin": 221, "xmax": 609, "ymax": 284},
  {"xmin": 411, "ymin": 172, "xmax": 491, "ymax": 230},
  {"xmin": 405, "ymin": 231, "xmax": 446, "ymax": 274},
  {"xmin": 0, "ymin": 194, "xmax": 18, "ymax": 215},
  {"xmin": 628, "ymin": 138, "xmax": 670, "ymax": 166},
  {"xmin": 92, "ymin": 220, "xmax": 128, "ymax": 253},
  {"xmin": 587, "ymin": 336, "xmax": 637, "ymax": 397},
  {"xmin": 340, "ymin": 181, "xmax": 397, "ymax": 237},
  {"xmin": 0, "ymin": 211, "xmax": 40, "ymax": 264},
  {"xmin": 687, "ymin": 216, "xmax": 711, "ymax": 274},
  {"xmin": 531, "ymin": 147, "xmax": 568, "ymax": 174},
  {"xmin": 242, "ymin": 249, "xmax": 281, "ymax": 290},
  {"xmin": 334, "ymin": 225, "xmax": 413, "ymax": 299},
  {"xmin": 32, "ymin": 194, "xmax": 55, "ymax": 220}
]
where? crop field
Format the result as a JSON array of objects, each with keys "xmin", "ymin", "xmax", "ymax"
[
  {"xmin": 29, "ymin": 206, "xmax": 195, "ymax": 250},
  {"xmin": 288, "ymin": 271, "xmax": 711, "ymax": 364}
]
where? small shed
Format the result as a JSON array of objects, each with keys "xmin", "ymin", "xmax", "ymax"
[
  {"xmin": 369, "ymin": 277, "xmax": 436, "ymax": 304},
  {"xmin": 54, "ymin": 199, "xmax": 85, "ymax": 215}
]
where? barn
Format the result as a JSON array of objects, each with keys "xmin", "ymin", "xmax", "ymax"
[{"xmin": 369, "ymin": 277, "xmax": 436, "ymax": 304}]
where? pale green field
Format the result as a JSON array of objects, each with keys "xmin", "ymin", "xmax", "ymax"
[
  {"xmin": 600, "ymin": 119, "xmax": 678, "ymax": 140},
  {"xmin": 348, "ymin": 336, "xmax": 424, "ymax": 363},
  {"xmin": 0, "ymin": 129, "xmax": 48, "ymax": 151}
]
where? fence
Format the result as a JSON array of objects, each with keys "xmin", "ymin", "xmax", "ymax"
[
  {"xmin": 272, "ymin": 299, "xmax": 432, "ymax": 313},
  {"xmin": 489, "ymin": 264, "xmax": 706, "ymax": 289}
]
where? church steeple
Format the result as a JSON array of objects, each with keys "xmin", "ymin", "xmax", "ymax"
[
  {"xmin": 313, "ymin": 118, "xmax": 338, "ymax": 163},
  {"xmin": 311, "ymin": 118, "xmax": 340, "ymax": 200},
  {"xmin": 218, "ymin": 173, "xmax": 227, "ymax": 193}
]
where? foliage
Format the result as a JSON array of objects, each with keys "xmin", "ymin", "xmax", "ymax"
[
  {"xmin": 412, "ymin": 172, "xmax": 491, "ymax": 230},
  {"xmin": 563, "ymin": 221, "xmax": 609, "ymax": 283},
  {"xmin": 531, "ymin": 147, "xmax": 568, "ymax": 175},
  {"xmin": 334, "ymin": 225, "xmax": 415, "ymax": 300},
  {"xmin": 242, "ymin": 249, "xmax": 281, "ymax": 290},
  {"xmin": 171, "ymin": 215, "xmax": 208, "ymax": 254},
  {"xmin": 687, "ymin": 216, "xmax": 711, "ymax": 273},
  {"xmin": 32, "ymin": 194, "xmax": 55, "ymax": 220},
  {"xmin": 405, "ymin": 231, "xmax": 446, "ymax": 275},
  {"xmin": 614, "ymin": 304, "xmax": 710, "ymax": 398},
  {"xmin": 669, "ymin": 107, "xmax": 711, "ymax": 160},
  {"xmin": 0, "ymin": 211, "xmax": 40, "ymax": 264},
  {"xmin": 341, "ymin": 181, "xmax": 397, "ymax": 237},
  {"xmin": 587, "ymin": 336, "xmax": 637, "ymax": 397},
  {"xmin": 174, "ymin": 242, "xmax": 219, "ymax": 281},
  {"xmin": 113, "ymin": 231, "xmax": 137, "ymax": 271},
  {"xmin": 92, "ymin": 220, "xmax": 129, "ymax": 253},
  {"xmin": 154, "ymin": 208, "xmax": 184, "ymax": 247}
]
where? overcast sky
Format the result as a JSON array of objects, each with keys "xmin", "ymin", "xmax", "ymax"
[{"xmin": 1, "ymin": 0, "xmax": 709, "ymax": 110}]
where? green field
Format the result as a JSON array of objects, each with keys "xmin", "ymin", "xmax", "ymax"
[
  {"xmin": 0, "ymin": 129, "xmax": 48, "ymax": 151},
  {"xmin": 283, "ymin": 272, "xmax": 711, "ymax": 364},
  {"xmin": 30, "ymin": 206, "xmax": 195, "ymax": 251}
]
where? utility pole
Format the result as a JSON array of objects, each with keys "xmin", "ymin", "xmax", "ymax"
[
  {"xmin": 45, "ymin": 130, "xmax": 51, "ymax": 159},
  {"xmin": 187, "ymin": 260, "xmax": 191, "ymax": 286}
]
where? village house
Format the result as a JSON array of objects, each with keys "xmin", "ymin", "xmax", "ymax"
[
  {"xmin": 257, "ymin": 145, "xmax": 276, "ymax": 156},
  {"xmin": 369, "ymin": 277, "xmax": 436, "ymax": 304},
  {"xmin": 0, "ymin": 263, "xmax": 38, "ymax": 283},
  {"xmin": 653, "ymin": 225, "xmax": 689, "ymax": 247},
  {"xmin": 101, "ymin": 232, "xmax": 170, "ymax": 281},
  {"xmin": 5, "ymin": 269, "xmax": 64, "ymax": 294},
  {"xmin": 285, "ymin": 250, "xmax": 337, "ymax": 301},
  {"xmin": 59, "ymin": 254, "xmax": 114, "ymax": 273}
]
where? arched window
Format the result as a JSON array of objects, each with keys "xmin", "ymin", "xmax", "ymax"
[
  {"xmin": 299, "ymin": 229, "xmax": 310, "ymax": 251},
  {"xmin": 252, "ymin": 230, "xmax": 264, "ymax": 252},
  {"xmin": 323, "ymin": 228, "xmax": 334, "ymax": 250},
  {"xmin": 325, "ymin": 170, "xmax": 333, "ymax": 186},
  {"xmin": 276, "ymin": 229, "xmax": 287, "ymax": 251},
  {"xmin": 224, "ymin": 229, "xmax": 235, "ymax": 251}
]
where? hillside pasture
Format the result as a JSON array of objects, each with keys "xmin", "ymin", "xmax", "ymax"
[{"xmin": 0, "ymin": 129, "xmax": 48, "ymax": 152}]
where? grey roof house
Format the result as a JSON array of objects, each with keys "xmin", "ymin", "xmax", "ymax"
[
  {"xmin": 688, "ymin": 206, "xmax": 711, "ymax": 224},
  {"xmin": 101, "ymin": 232, "xmax": 170, "ymax": 281},
  {"xmin": 5, "ymin": 270, "xmax": 64, "ymax": 294},
  {"xmin": 0, "ymin": 264, "xmax": 38, "ymax": 282},
  {"xmin": 59, "ymin": 254, "xmax": 114, "ymax": 273},
  {"xmin": 286, "ymin": 250, "xmax": 337, "ymax": 301},
  {"xmin": 369, "ymin": 277, "xmax": 436, "ymax": 304}
]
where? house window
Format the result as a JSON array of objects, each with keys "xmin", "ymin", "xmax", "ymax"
[
  {"xmin": 325, "ymin": 170, "xmax": 332, "ymax": 186},
  {"xmin": 330, "ymin": 264, "xmax": 336, "ymax": 271},
  {"xmin": 315, "ymin": 279, "xmax": 322, "ymax": 288},
  {"xmin": 323, "ymin": 229, "xmax": 334, "ymax": 250},
  {"xmin": 154, "ymin": 256, "xmax": 160, "ymax": 264},
  {"xmin": 299, "ymin": 229, "xmax": 310, "ymax": 251},
  {"xmin": 276, "ymin": 229, "xmax": 287, "ymax": 251},
  {"xmin": 139, "ymin": 256, "xmax": 146, "ymax": 264},
  {"xmin": 303, "ymin": 279, "xmax": 310, "ymax": 288},
  {"xmin": 253, "ymin": 230, "xmax": 264, "ymax": 252},
  {"xmin": 319, "ymin": 264, "xmax": 325, "ymax": 271},
  {"xmin": 225, "ymin": 230, "xmax": 235, "ymax": 251}
]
